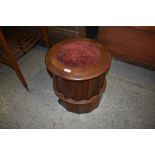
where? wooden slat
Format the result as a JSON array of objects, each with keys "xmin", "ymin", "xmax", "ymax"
[
  {"xmin": 22, "ymin": 37, "xmax": 39, "ymax": 49},
  {"xmin": 7, "ymin": 33, "xmax": 23, "ymax": 42},
  {"xmin": 1, "ymin": 31, "xmax": 40, "ymax": 60}
]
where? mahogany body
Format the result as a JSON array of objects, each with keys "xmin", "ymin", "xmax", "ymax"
[
  {"xmin": 45, "ymin": 38, "xmax": 111, "ymax": 114},
  {"xmin": 53, "ymin": 74, "xmax": 106, "ymax": 113}
]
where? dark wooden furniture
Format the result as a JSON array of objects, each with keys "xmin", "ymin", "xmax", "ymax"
[
  {"xmin": 0, "ymin": 29, "xmax": 29, "ymax": 89},
  {"xmin": 0, "ymin": 27, "xmax": 49, "ymax": 89},
  {"xmin": 14, "ymin": 26, "xmax": 86, "ymax": 45},
  {"xmin": 45, "ymin": 38, "xmax": 111, "ymax": 113},
  {"xmin": 98, "ymin": 26, "xmax": 155, "ymax": 70}
]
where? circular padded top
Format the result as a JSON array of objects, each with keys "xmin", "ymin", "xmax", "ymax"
[
  {"xmin": 56, "ymin": 40, "xmax": 101, "ymax": 68},
  {"xmin": 45, "ymin": 38, "xmax": 111, "ymax": 80}
]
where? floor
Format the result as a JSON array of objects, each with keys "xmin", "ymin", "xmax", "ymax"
[{"xmin": 0, "ymin": 45, "xmax": 155, "ymax": 129}]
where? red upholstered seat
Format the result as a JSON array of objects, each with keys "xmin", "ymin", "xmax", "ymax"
[{"xmin": 56, "ymin": 40, "xmax": 101, "ymax": 68}]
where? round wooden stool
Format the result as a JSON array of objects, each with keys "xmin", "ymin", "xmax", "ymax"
[{"xmin": 45, "ymin": 38, "xmax": 111, "ymax": 114}]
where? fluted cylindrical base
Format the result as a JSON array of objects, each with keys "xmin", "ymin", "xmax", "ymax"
[{"xmin": 53, "ymin": 74, "xmax": 106, "ymax": 113}]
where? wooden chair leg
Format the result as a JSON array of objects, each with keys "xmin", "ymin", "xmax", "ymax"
[
  {"xmin": 42, "ymin": 27, "xmax": 50, "ymax": 48},
  {"xmin": 0, "ymin": 29, "xmax": 29, "ymax": 90},
  {"xmin": 11, "ymin": 63, "xmax": 29, "ymax": 91}
]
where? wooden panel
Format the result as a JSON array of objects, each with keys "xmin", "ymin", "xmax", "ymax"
[
  {"xmin": 98, "ymin": 26, "xmax": 155, "ymax": 70},
  {"xmin": 53, "ymin": 26, "xmax": 79, "ymax": 31},
  {"xmin": 132, "ymin": 26, "xmax": 155, "ymax": 32},
  {"xmin": 47, "ymin": 26, "xmax": 86, "ymax": 39},
  {"xmin": 47, "ymin": 27, "xmax": 79, "ymax": 39}
]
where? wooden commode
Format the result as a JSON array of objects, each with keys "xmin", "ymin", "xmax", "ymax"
[{"xmin": 45, "ymin": 38, "xmax": 111, "ymax": 113}]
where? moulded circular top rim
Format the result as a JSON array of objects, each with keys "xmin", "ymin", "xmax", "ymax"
[{"xmin": 45, "ymin": 38, "xmax": 111, "ymax": 80}]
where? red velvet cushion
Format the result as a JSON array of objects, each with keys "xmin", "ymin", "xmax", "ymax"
[{"xmin": 56, "ymin": 40, "xmax": 101, "ymax": 68}]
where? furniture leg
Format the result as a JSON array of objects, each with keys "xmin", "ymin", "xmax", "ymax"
[
  {"xmin": 42, "ymin": 27, "xmax": 50, "ymax": 48},
  {"xmin": 0, "ymin": 29, "xmax": 29, "ymax": 90}
]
